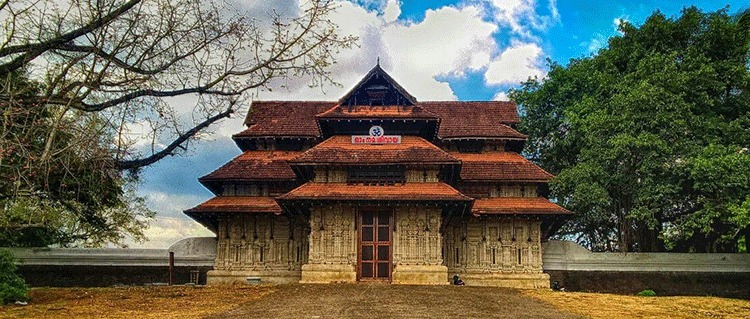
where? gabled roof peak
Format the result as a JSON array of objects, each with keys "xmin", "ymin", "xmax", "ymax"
[{"xmin": 338, "ymin": 63, "xmax": 417, "ymax": 106}]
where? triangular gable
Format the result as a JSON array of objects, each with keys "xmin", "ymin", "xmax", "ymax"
[{"xmin": 339, "ymin": 63, "xmax": 417, "ymax": 106}]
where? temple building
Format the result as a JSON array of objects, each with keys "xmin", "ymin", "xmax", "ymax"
[{"xmin": 184, "ymin": 64, "xmax": 571, "ymax": 287}]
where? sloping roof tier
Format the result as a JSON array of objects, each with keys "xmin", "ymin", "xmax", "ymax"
[
  {"xmin": 234, "ymin": 101, "xmax": 334, "ymax": 138},
  {"xmin": 451, "ymin": 152, "xmax": 554, "ymax": 182},
  {"xmin": 185, "ymin": 196, "xmax": 282, "ymax": 214},
  {"xmin": 316, "ymin": 105, "xmax": 439, "ymax": 120},
  {"xmin": 290, "ymin": 135, "xmax": 460, "ymax": 165},
  {"xmin": 200, "ymin": 151, "xmax": 300, "ymax": 182},
  {"xmin": 277, "ymin": 182, "xmax": 472, "ymax": 202},
  {"xmin": 472, "ymin": 197, "xmax": 571, "ymax": 216},
  {"xmin": 420, "ymin": 101, "xmax": 522, "ymax": 139}
]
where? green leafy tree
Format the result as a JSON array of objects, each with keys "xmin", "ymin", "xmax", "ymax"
[
  {"xmin": 0, "ymin": 250, "xmax": 27, "ymax": 304},
  {"xmin": 512, "ymin": 7, "xmax": 750, "ymax": 252}
]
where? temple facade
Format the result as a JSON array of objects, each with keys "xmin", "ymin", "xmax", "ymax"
[{"xmin": 185, "ymin": 64, "xmax": 571, "ymax": 287}]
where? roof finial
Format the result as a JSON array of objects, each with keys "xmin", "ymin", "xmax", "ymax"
[{"xmin": 377, "ymin": 56, "xmax": 380, "ymax": 66}]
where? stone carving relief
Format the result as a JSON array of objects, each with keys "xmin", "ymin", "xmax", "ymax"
[
  {"xmin": 393, "ymin": 206, "xmax": 443, "ymax": 266},
  {"xmin": 307, "ymin": 205, "xmax": 356, "ymax": 266},
  {"xmin": 444, "ymin": 217, "xmax": 543, "ymax": 275},
  {"xmin": 215, "ymin": 214, "xmax": 308, "ymax": 272}
]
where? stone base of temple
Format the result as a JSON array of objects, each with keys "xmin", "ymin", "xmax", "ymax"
[
  {"xmin": 392, "ymin": 264, "xmax": 449, "ymax": 285},
  {"xmin": 300, "ymin": 264, "xmax": 356, "ymax": 283},
  {"xmin": 206, "ymin": 269, "xmax": 301, "ymax": 285},
  {"xmin": 452, "ymin": 272, "xmax": 550, "ymax": 288}
]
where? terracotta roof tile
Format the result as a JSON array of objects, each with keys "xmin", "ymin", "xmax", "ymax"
[
  {"xmin": 200, "ymin": 151, "xmax": 300, "ymax": 181},
  {"xmin": 451, "ymin": 152, "xmax": 554, "ymax": 182},
  {"xmin": 420, "ymin": 101, "xmax": 522, "ymax": 139},
  {"xmin": 316, "ymin": 105, "xmax": 439, "ymax": 119},
  {"xmin": 290, "ymin": 135, "xmax": 460, "ymax": 165},
  {"xmin": 234, "ymin": 101, "xmax": 334, "ymax": 138},
  {"xmin": 185, "ymin": 196, "xmax": 282, "ymax": 214},
  {"xmin": 472, "ymin": 197, "xmax": 571, "ymax": 215},
  {"xmin": 277, "ymin": 182, "xmax": 472, "ymax": 202}
]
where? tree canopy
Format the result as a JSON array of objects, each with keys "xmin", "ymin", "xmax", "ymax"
[
  {"xmin": 0, "ymin": 0, "xmax": 355, "ymax": 247},
  {"xmin": 512, "ymin": 7, "xmax": 750, "ymax": 252}
]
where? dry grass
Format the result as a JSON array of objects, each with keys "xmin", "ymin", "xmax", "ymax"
[
  {"xmin": 3, "ymin": 285, "xmax": 749, "ymax": 319},
  {"xmin": 524, "ymin": 289, "xmax": 750, "ymax": 319},
  {"xmin": 0, "ymin": 285, "xmax": 274, "ymax": 319}
]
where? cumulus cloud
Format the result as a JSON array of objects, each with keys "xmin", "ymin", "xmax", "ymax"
[
  {"xmin": 382, "ymin": 0, "xmax": 401, "ymax": 23},
  {"xmin": 484, "ymin": 41, "xmax": 544, "ymax": 85},
  {"xmin": 487, "ymin": 0, "xmax": 560, "ymax": 37}
]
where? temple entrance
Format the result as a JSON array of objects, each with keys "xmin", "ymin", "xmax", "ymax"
[{"xmin": 357, "ymin": 208, "xmax": 393, "ymax": 281}]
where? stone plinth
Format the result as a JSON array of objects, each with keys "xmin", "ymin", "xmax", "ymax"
[
  {"xmin": 207, "ymin": 269, "xmax": 301, "ymax": 285},
  {"xmin": 392, "ymin": 264, "xmax": 449, "ymax": 285},
  {"xmin": 455, "ymin": 272, "xmax": 550, "ymax": 288},
  {"xmin": 300, "ymin": 264, "xmax": 356, "ymax": 283}
]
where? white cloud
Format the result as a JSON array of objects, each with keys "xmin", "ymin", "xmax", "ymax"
[
  {"xmin": 382, "ymin": 0, "xmax": 401, "ymax": 23},
  {"xmin": 487, "ymin": 0, "xmax": 560, "ymax": 37},
  {"xmin": 484, "ymin": 41, "xmax": 544, "ymax": 85},
  {"xmin": 582, "ymin": 33, "xmax": 607, "ymax": 53},
  {"xmin": 493, "ymin": 91, "xmax": 510, "ymax": 101}
]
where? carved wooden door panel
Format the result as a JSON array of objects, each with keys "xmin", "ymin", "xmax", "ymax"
[{"xmin": 358, "ymin": 209, "xmax": 392, "ymax": 281}]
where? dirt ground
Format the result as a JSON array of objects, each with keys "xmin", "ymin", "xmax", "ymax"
[
  {"xmin": 207, "ymin": 284, "xmax": 581, "ymax": 319},
  {"xmin": 2, "ymin": 284, "xmax": 749, "ymax": 319},
  {"xmin": 525, "ymin": 289, "xmax": 750, "ymax": 319}
]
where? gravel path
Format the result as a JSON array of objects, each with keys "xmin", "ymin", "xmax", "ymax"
[{"xmin": 208, "ymin": 284, "xmax": 583, "ymax": 319}]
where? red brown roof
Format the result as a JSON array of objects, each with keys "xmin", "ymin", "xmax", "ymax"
[
  {"xmin": 200, "ymin": 151, "xmax": 300, "ymax": 182},
  {"xmin": 472, "ymin": 197, "xmax": 571, "ymax": 215},
  {"xmin": 316, "ymin": 105, "xmax": 439, "ymax": 120},
  {"xmin": 185, "ymin": 196, "xmax": 282, "ymax": 214},
  {"xmin": 234, "ymin": 101, "xmax": 334, "ymax": 138},
  {"xmin": 290, "ymin": 135, "xmax": 460, "ymax": 165},
  {"xmin": 277, "ymin": 182, "xmax": 472, "ymax": 202},
  {"xmin": 451, "ymin": 152, "xmax": 554, "ymax": 182},
  {"xmin": 419, "ymin": 101, "xmax": 522, "ymax": 139}
]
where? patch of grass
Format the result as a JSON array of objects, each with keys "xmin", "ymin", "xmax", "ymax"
[{"xmin": 637, "ymin": 289, "xmax": 657, "ymax": 297}]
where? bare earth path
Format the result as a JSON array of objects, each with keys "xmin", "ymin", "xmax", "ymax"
[{"xmin": 207, "ymin": 284, "xmax": 583, "ymax": 319}]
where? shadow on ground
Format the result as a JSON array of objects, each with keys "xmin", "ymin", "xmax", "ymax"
[{"xmin": 207, "ymin": 284, "xmax": 582, "ymax": 319}]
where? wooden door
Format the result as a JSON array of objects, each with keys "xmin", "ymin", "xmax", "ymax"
[{"xmin": 358, "ymin": 208, "xmax": 392, "ymax": 281}]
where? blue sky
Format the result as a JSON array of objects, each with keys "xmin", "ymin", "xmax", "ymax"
[{"xmin": 130, "ymin": 0, "xmax": 749, "ymax": 248}]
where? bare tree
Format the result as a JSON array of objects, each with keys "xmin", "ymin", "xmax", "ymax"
[
  {"xmin": 0, "ymin": 0, "xmax": 355, "ymax": 169},
  {"xmin": 0, "ymin": 0, "xmax": 355, "ymax": 246}
]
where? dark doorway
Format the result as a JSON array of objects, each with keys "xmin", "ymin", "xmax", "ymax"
[{"xmin": 358, "ymin": 208, "xmax": 393, "ymax": 281}]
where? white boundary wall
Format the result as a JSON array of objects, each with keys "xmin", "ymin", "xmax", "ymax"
[
  {"xmin": 543, "ymin": 240, "xmax": 750, "ymax": 272},
  {"xmin": 7, "ymin": 237, "xmax": 216, "ymax": 267}
]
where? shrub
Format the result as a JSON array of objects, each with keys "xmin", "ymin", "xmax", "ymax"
[
  {"xmin": 637, "ymin": 289, "xmax": 657, "ymax": 297},
  {"xmin": 0, "ymin": 249, "xmax": 28, "ymax": 304}
]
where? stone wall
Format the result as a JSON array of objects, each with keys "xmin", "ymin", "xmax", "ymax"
[
  {"xmin": 301, "ymin": 204, "xmax": 357, "ymax": 283},
  {"xmin": 8, "ymin": 237, "xmax": 215, "ymax": 287},
  {"xmin": 543, "ymin": 240, "xmax": 750, "ymax": 298},
  {"xmin": 392, "ymin": 206, "xmax": 447, "ymax": 285},
  {"xmin": 444, "ymin": 217, "xmax": 549, "ymax": 288},
  {"xmin": 210, "ymin": 214, "xmax": 308, "ymax": 284}
]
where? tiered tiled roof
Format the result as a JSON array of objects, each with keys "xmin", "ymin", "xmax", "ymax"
[
  {"xmin": 200, "ymin": 151, "xmax": 300, "ymax": 182},
  {"xmin": 472, "ymin": 197, "xmax": 571, "ymax": 216},
  {"xmin": 185, "ymin": 196, "xmax": 282, "ymax": 214},
  {"xmin": 451, "ymin": 152, "xmax": 554, "ymax": 182},
  {"xmin": 419, "ymin": 101, "xmax": 523, "ymax": 139},
  {"xmin": 234, "ymin": 101, "xmax": 334, "ymax": 138},
  {"xmin": 316, "ymin": 105, "xmax": 439, "ymax": 120},
  {"xmin": 277, "ymin": 182, "xmax": 472, "ymax": 202},
  {"xmin": 290, "ymin": 135, "xmax": 460, "ymax": 165}
]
